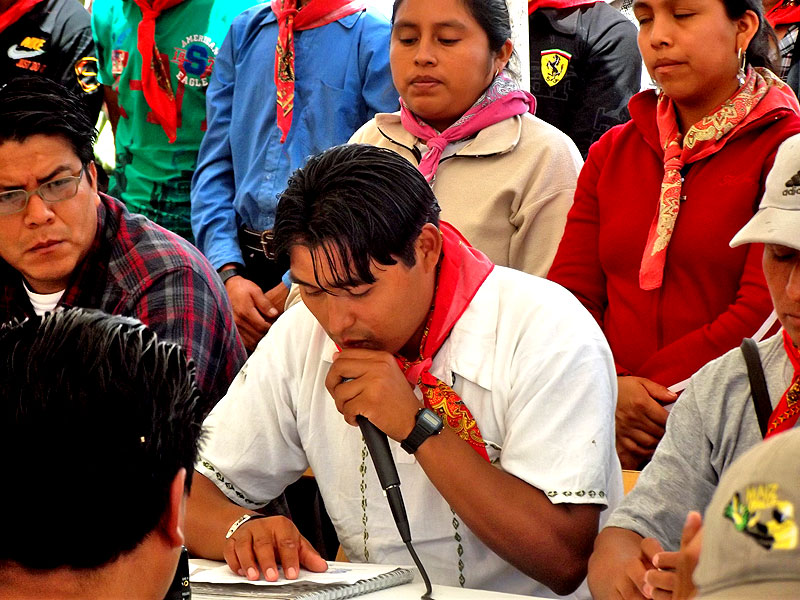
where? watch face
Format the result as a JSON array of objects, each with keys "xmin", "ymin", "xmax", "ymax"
[{"xmin": 420, "ymin": 409, "xmax": 442, "ymax": 430}]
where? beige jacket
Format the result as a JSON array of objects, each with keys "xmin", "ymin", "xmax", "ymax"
[{"xmin": 349, "ymin": 111, "xmax": 582, "ymax": 276}]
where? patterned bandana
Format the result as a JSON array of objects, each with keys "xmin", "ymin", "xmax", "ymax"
[
  {"xmin": 132, "ymin": 0, "xmax": 185, "ymax": 143},
  {"xmin": 0, "ymin": 0, "xmax": 44, "ymax": 34},
  {"xmin": 399, "ymin": 72, "xmax": 536, "ymax": 184},
  {"xmin": 395, "ymin": 222, "xmax": 494, "ymax": 461},
  {"xmin": 527, "ymin": 0, "xmax": 598, "ymax": 13},
  {"xmin": 765, "ymin": 331, "xmax": 800, "ymax": 438},
  {"xmin": 271, "ymin": 0, "xmax": 365, "ymax": 143},
  {"xmin": 639, "ymin": 67, "xmax": 800, "ymax": 290}
]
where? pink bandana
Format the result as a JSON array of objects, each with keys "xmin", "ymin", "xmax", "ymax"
[{"xmin": 399, "ymin": 72, "xmax": 536, "ymax": 183}]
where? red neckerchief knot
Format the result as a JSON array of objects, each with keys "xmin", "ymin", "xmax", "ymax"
[
  {"xmin": 765, "ymin": 330, "xmax": 800, "ymax": 438},
  {"xmin": 132, "ymin": 0, "xmax": 186, "ymax": 143},
  {"xmin": 395, "ymin": 223, "xmax": 494, "ymax": 461},
  {"xmin": 270, "ymin": 0, "xmax": 366, "ymax": 142}
]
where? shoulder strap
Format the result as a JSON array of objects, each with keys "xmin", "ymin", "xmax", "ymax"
[{"xmin": 740, "ymin": 338, "xmax": 772, "ymax": 438}]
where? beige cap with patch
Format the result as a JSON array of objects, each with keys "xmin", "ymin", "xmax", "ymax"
[{"xmin": 695, "ymin": 429, "xmax": 800, "ymax": 598}]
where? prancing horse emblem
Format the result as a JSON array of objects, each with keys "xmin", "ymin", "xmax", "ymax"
[{"xmin": 540, "ymin": 49, "xmax": 572, "ymax": 87}]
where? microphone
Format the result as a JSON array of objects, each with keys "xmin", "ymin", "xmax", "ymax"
[
  {"xmin": 356, "ymin": 415, "xmax": 433, "ymax": 599},
  {"xmin": 356, "ymin": 415, "xmax": 411, "ymax": 542}
]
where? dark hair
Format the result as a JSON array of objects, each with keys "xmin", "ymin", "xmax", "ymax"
[
  {"xmin": 0, "ymin": 309, "xmax": 203, "ymax": 570},
  {"xmin": 393, "ymin": 0, "xmax": 511, "ymax": 55},
  {"xmin": 273, "ymin": 144, "xmax": 441, "ymax": 289},
  {"xmin": 0, "ymin": 74, "xmax": 97, "ymax": 166},
  {"xmin": 723, "ymin": 0, "xmax": 777, "ymax": 71}
]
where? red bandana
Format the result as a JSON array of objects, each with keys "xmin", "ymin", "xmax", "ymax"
[
  {"xmin": 132, "ymin": 0, "xmax": 186, "ymax": 143},
  {"xmin": 527, "ymin": 0, "xmax": 598, "ymax": 13},
  {"xmin": 396, "ymin": 223, "xmax": 494, "ymax": 461},
  {"xmin": 766, "ymin": 0, "xmax": 800, "ymax": 27},
  {"xmin": 271, "ymin": 0, "xmax": 365, "ymax": 143},
  {"xmin": 0, "ymin": 0, "xmax": 45, "ymax": 34},
  {"xmin": 639, "ymin": 67, "xmax": 800, "ymax": 290},
  {"xmin": 764, "ymin": 331, "xmax": 800, "ymax": 438}
]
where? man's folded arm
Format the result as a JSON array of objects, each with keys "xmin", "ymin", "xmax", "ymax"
[{"xmin": 415, "ymin": 429, "xmax": 601, "ymax": 596}]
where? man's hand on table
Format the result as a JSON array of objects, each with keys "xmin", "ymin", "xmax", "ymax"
[{"xmin": 224, "ymin": 515, "xmax": 328, "ymax": 581}]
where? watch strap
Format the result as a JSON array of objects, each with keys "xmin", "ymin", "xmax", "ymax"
[
  {"xmin": 218, "ymin": 265, "xmax": 244, "ymax": 286},
  {"xmin": 401, "ymin": 407, "xmax": 443, "ymax": 454}
]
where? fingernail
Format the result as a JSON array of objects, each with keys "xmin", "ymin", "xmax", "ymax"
[
  {"xmin": 268, "ymin": 308, "xmax": 278, "ymax": 317},
  {"xmin": 237, "ymin": 569, "xmax": 244, "ymax": 576},
  {"xmin": 643, "ymin": 583, "xmax": 653, "ymax": 598},
  {"xmin": 332, "ymin": 351, "xmax": 340, "ymax": 360},
  {"xmin": 266, "ymin": 568, "xmax": 277, "ymax": 580},
  {"xmin": 247, "ymin": 567, "xmax": 259, "ymax": 580},
  {"xmin": 287, "ymin": 567, "xmax": 297, "ymax": 579},
  {"xmin": 652, "ymin": 554, "xmax": 660, "ymax": 568}
]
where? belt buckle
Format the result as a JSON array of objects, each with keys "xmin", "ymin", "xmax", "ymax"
[{"xmin": 260, "ymin": 230, "xmax": 276, "ymax": 259}]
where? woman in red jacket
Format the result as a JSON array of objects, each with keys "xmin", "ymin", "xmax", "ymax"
[{"xmin": 548, "ymin": 0, "xmax": 800, "ymax": 470}]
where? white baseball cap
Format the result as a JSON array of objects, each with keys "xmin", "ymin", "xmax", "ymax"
[{"xmin": 730, "ymin": 132, "xmax": 800, "ymax": 251}]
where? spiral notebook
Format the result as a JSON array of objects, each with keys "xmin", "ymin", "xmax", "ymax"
[{"xmin": 189, "ymin": 559, "xmax": 415, "ymax": 599}]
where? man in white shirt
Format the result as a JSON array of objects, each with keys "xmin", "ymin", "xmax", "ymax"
[{"xmin": 185, "ymin": 144, "xmax": 622, "ymax": 598}]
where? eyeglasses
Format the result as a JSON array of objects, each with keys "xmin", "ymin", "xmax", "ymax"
[{"xmin": 0, "ymin": 166, "xmax": 86, "ymax": 215}]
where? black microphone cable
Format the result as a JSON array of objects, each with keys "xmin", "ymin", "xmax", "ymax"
[{"xmin": 357, "ymin": 415, "xmax": 434, "ymax": 600}]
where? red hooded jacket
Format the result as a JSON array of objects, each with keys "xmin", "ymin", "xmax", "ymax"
[{"xmin": 548, "ymin": 89, "xmax": 800, "ymax": 387}]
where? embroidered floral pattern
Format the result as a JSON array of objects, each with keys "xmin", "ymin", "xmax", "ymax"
[
  {"xmin": 547, "ymin": 489, "xmax": 606, "ymax": 499},
  {"xmin": 201, "ymin": 460, "xmax": 260, "ymax": 506},
  {"xmin": 360, "ymin": 440, "xmax": 370, "ymax": 561},
  {"xmin": 451, "ymin": 509, "xmax": 466, "ymax": 588}
]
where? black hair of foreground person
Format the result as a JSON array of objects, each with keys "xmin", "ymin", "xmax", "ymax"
[
  {"xmin": 0, "ymin": 74, "xmax": 97, "ymax": 167},
  {"xmin": 273, "ymin": 144, "xmax": 441, "ymax": 288},
  {"xmin": 0, "ymin": 308, "xmax": 203, "ymax": 570}
]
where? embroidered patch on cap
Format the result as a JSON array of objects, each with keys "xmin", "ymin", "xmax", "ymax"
[{"xmin": 724, "ymin": 484, "xmax": 798, "ymax": 550}]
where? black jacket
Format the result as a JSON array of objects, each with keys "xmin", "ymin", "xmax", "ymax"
[
  {"xmin": 1, "ymin": 0, "xmax": 102, "ymax": 121},
  {"xmin": 529, "ymin": 2, "xmax": 640, "ymax": 157}
]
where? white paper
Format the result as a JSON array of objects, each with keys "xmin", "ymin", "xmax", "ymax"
[{"xmin": 189, "ymin": 559, "xmax": 409, "ymax": 587}]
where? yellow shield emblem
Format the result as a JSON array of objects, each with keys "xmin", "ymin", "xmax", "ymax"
[{"xmin": 540, "ymin": 49, "xmax": 572, "ymax": 87}]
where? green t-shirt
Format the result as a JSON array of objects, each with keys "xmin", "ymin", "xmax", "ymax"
[{"xmin": 92, "ymin": 0, "xmax": 254, "ymax": 240}]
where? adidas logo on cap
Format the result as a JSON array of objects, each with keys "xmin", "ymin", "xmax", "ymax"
[{"xmin": 783, "ymin": 170, "xmax": 800, "ymax": 196}]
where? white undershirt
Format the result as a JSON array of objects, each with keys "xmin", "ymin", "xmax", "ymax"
[{"xmin": 23, "ymin": 281, "xmax": 65, "ymax": 316}]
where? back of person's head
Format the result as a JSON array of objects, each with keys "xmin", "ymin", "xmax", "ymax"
[
  {"xmin": 0, "ymin": 308, "xmax": 203, "ymax": 570},
  {"xmin": 0, "ymin": 75, "xmax": 97, "ymax": 166},
  {"xmin": 273, "ymin": 144, "xmax": 441, "ymax": 288},
  {"xmin": 695, "ymin": 429, "xmax": 800, "ymax": 598},
  {"xmin": 722, "ymin": 0, "xmax": 777, "ymax": 70}
]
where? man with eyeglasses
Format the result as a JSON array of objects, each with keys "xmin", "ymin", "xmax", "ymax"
[{"xmin": 0, "ymin": 75, "xmax": 246, "ymax": 413}]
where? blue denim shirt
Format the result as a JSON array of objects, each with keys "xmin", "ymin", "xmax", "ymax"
[{"xmin": 190, "ymin": 4, "xmax": 398, "ymax": 269}]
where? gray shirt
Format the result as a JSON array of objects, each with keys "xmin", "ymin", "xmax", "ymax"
[{"xmin": 606, "ymin": 332, "xmax": 795, "ymax": 550}]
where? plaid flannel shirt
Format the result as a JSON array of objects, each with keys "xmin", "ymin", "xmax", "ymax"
[
  {"xmin": 779, "ymin": 24, "xmax": 799, "ymax": 81},
  {"xmin": 0, "ymin": 194, "xmax": 246, "ymax": 411}
]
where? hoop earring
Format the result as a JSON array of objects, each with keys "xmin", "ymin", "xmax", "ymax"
[
  {"xmin": 494, "ymin": 68, "xmax": 500, "ymax": 79},
  {"xmin": 737, "ymin": 48, "xmax": 746, "ymax": 86}
]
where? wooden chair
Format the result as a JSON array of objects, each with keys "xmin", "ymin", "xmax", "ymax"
[{"xmin": 622, "ymin": 470, "xmax": 641, "ymax": 495}]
